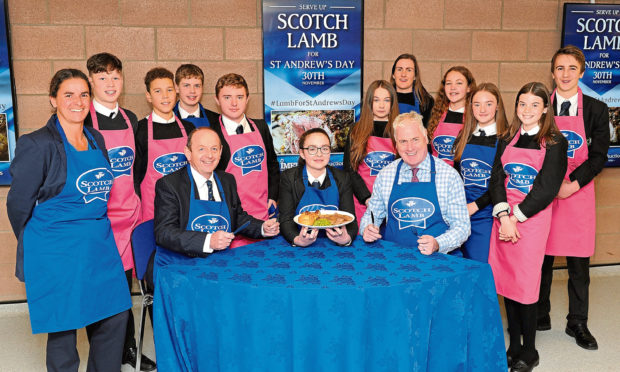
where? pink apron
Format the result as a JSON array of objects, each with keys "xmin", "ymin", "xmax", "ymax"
[
  {"xmin": 140, "ymin": 114, "xmax": 188, "ymax": 222},
  {"xmin": 546, "ymin": 89, "xmax": 595, "ymax": 257},
  {"xmin": 431, "ymin": 111, "xmax": 463, "ymax": 167},
  {"xmin": 91, "ymin": 105, "xmax": 141, "ymax": 270},
  {"xmin": 353, "ymin": 136, "xmax": 396, "ymax": 223},
  {"xmin": 220, "ymin": 116, "xmax": 268, "ymax": 248},
  {"xmin": 488, "ymin": 131, "xmax": 552, "ymax": 304}
]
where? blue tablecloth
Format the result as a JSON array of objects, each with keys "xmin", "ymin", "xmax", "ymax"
[{"xmin": 154, "ymin": 237, "xmax": 506, "ymax": 372}]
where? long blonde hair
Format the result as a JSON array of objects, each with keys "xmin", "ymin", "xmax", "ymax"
[
  {"xmin": 349, "ymin": 80, "xmax": 399, "ymax": 170},
  {"xmin": 427, "ymin": 66, "xmax": 476, "ymax": 140},
  {"xmin": 453, "ymin": 83, "xmax": 508, "ymax": 162}
]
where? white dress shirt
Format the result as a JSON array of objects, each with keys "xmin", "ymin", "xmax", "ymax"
[
  {"xmin": 148, "ymin": 111, "xmax": 176, "ymax": 124},
  {"xmin": 92, "ymin": 99, "xmax": 119, "ymax": 118},
  {"xmin": 555, "ymin": 92, "xmax": 578, "ymax": 116},
  {"xmin": 473, "ymin": 122, "xmax": 497, "ymax": 136},
  {"xmin": 188, "ymin": 166, "xmax": 222, "ymax": 254},
  {"xmin": 520, "ymin": 125, "xmax": 540, "ymax": 136},
  {"xmin": 177, "ymin": 105, "xmax": 200, "ymax": 119},
  {"xmin": 221, "ymin": 114, "xmax": 251, "ymax": 135},
  {"xmin": 306, "ymin": 170, "xmax": 327, "ymax": 187}
]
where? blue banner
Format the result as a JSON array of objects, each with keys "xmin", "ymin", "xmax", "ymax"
[
  {"xmin": 262, "ymin": 0, "xmax": 363, "ymax": 170},
  {"xmin": 0, "ymin": 0, "xmax": 17, "ymax": 184},
  {"xmin": 562, "ymin": 3, "xmax": 620, "ymax": 166}
]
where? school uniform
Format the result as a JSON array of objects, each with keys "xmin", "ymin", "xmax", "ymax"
[
  {"xmin": 538, "ymin": 89, "xmax": 610, "ymax": 345},
  {"xmin": 173, "ymin": 101, "xmax": 219, "ymax": 128},
  {"xmin": 396, "ymin": 91, "xmax": 434, "ymax": 127},
  {"xmin": 279, "ymin": 165, "xmax": 358, "ymax": 244},
  {"xmin": 343, "ymin": 121, "xmax": 396, "ymax": 223},
  {"xmin": 208, "ymin": 114, "xmax": 280, "ymax": 247},
  {"xmin": 453, "ymin": 123, "xmax": 498, "ymax": 262},
  {"xmin": 431, "ymin": 108, "xmax": 465, "ymax": 167}
]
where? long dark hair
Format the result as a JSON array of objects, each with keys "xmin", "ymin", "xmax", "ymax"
[
  {"xmin": 453, "ymin": 83, "xmax": 508, "ymax": 162},
  {"xmin": 505, "ymin": 82, "xmax": 560, "ymax": 146},
  {"xmin": 349, "ymin": 80, "xmax": 399, "ymax": 171},
  {"xmin": 427, "ymin": 66, "xmax": 476, "ymax": 140},
  {"xmin": 297, "ymin": 128, "xmax": 330, "ymax": 166},
  {"xmin": 390, "ymin": 53, "xmax": 432, "ymax": 110}
]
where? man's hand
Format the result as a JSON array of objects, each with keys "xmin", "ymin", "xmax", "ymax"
[
  {"xmin": 211, "ymin": 230, "xmax": 234, "ymax": 250},
  {"xmin": 262, "ymin": 218, "xmax": 280, "ymax": 237},
  {"xmin": 467, "ymin": 202, "xmax": 479, "ymax": 216},
  {"xmin": 363, "ymin": 224, "xmax": 382, "ymax": 243},
  {"xmin": 417, "ymin": 235, "xmax": 438, "ymax": 255},
  {"xmin": 557, "ymin": 179, "xmax": 580, "ymax": 199},
  {"xmin": 326, "ymin": 226, "xmax": 351, "ymax": 245},
  {"xmin": 293, "ymin": 226, "xmax": 318, "ymax": 247}
]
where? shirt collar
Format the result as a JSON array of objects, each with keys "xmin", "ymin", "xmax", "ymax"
[
  {"xmin": 306, "ymin": 169, "xmax": 327, "ymax": 186},
  {"xmin": 555, "ymin": 92, "xmax": 578, "ymax": 114},
  {"xmin": 474, "ymin": 122, "xmax": 497, "ymax": 136},
  {"xmin": 92, "ymin": 99, "xmax": 118, "ymax": 117},
  {"xmin": 520, "ymin": 125, "xmax": 540, "ymax": 136},
  {"xmin": 222, "ymin": 114, "xmax": 248, "ymax": 133},
  {"xmin": 189, "ymin": 165, "xmax": 213, "ymax": 187},
  {"xmin": 150, "ymin": 111, "xmax": 176, "ymax": 124},
  {"xmin": 448, "ymin": 106, "xmax": 465, "ymax": 114},
  {"xmin": 177, "ymin": 104, "xmax": 200, "ymax": 119},
  {"xmin": 403, "ymin": 153, "xmax": 430, "ymax": 172}
]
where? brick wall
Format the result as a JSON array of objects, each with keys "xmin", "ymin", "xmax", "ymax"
[{"xmin": 1, "ymin": 0, "xmax": 619, "ymax": 301}]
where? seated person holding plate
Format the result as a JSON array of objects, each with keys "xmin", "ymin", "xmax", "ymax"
[
  {"xmin": 360, "ymin": 112, "xmax": 470, "ymax": 255},
  {"xmin": 153, "ymin": 127, "xmax": 280, "ymax": 277},
  {"xmin": 279, "ymin": 128, "xmax": 358, "ymax": 246}
]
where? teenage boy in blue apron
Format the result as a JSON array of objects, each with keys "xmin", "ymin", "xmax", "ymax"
[
  {"xmin": 173, "ymin": 64, "xmax": 219, "ymax": 128},
  {"xmin": 360, "ymin": 112, "xmax": 470, "ymax": 255},
  {"xmin": 152, "ymin": 127, "xmax": 280, "ymax": 278}
]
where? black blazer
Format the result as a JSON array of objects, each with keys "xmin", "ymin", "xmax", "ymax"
[
  {"xmin": 7, "ymin": 115, "xmax": 109, "ymax": 281},
  {"xmin": 208, "ymin": 115, "xmax": 281, "ymax": 201},
  {"xmin": 278, "ymin": 165, "xmax": 358, "ymax": 244},
  {"xmin": 154, "ymin": 168, "xmax": 264, "ymax": 258},
  {"xmin": 554, "ymin": 94, "xmax": 610, "ymax": 187}
]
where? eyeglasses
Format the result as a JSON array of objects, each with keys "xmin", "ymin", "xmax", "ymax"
[{"xmin": 301, "ymin": 145, "xmax": 331, "ymax": 155}]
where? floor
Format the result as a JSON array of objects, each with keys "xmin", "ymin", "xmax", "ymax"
[{"xmin": 0, "ymin": 266, "xmax": 618, "ymax": 372}]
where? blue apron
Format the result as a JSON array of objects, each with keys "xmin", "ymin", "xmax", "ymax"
[
  {"xmin": 385, "ymin": 158, "xmax": 456, "ymax": 255},
  {"xmin": 459, "ymin": 142, "xmax": 497, "ymax": 262},
  {"xmin": 154, "ymin": 167, "xmax": 232, "ymax": 279},
  {"xmin": 22, "ymin": 120, "xmax": 131, "ymax": 334},
  {"xmin": 295, "ymin": 167, "xmax": 340, "ymax": 240},
  {"xmin": 398, "ymin": 96, "xmax": 421, "ymax": 115},
  {"xmin": 173, "ymin": 102, "xmax": 211, "ymax": 128}
]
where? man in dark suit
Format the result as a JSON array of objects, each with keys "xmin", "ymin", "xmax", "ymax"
[
  {"xmin": 154, "ymin": 127, "xmax": 279, "ymax": 260},
  {"xmin": 538, "ymin": 45, "xmax": 610, "ymax": 351}
]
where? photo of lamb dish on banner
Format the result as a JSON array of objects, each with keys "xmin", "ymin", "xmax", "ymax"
[{"xmin": 270, "ymin": 109, "xmax": 354, "ymax": 155}]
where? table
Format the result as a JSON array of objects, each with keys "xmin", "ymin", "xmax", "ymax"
[{"xmin": 154, "ymin": 237, "xmax": 506, "ymax": 371}]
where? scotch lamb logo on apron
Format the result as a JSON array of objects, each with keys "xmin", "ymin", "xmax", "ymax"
[
  {"xmin": 108, "ymin": 146, "xmax": 135, "ymax": 178},
  {"xmin": 76, "ymin": 167, "xmax": 114, "ymax": 203},
  {"xmin": 460, "ymin": 158, "xmax": 493, "ymax": 187},
  {"xmin": 504, "ymin": 162, "xmax": 538, "ymax": 195},
  {"xmin": 232, "ymin": 145, "xmax": 265, "ymax": 175},
  {"xmin": 364, "ymin": 151, "xmax": 395, "ymax": 176},
  {"xmin": 390, "ymin": 197, "xmax": 436, "ymax": 230},
  {"xmin": 299, "ymin": 204, "xmax": 338, "ymax": 213},
  {"xmin": 191, "ymin": 214, "xmax": 230, "ymax": 233},
  {"xmin": 432, "ymin": 135, "xmax": 456, "ymax": 159},
  {"xmin": 561, "ymin": 130, "xmax": 584, "ymax": 159},
  {"xmin": 153, "ymin": 152, "xmax": 188, "ymax": 175}
]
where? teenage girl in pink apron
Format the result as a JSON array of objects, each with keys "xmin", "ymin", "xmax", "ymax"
[
  {"xmin": 427, "ymin": 66, "xmax": 476, "ymax": 167},
  {"xmin": 488, "ymin": 82, "xmax": 568, "ymax": 371},
  {"xmin": 344, "ymin": 80, "xmax": 399, "ymax": 224}
]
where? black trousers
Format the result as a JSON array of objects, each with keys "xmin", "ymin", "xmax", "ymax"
[
  {"xmin": 538, "ymin": 255, "xmax": 590, "ymax": 324},
  {"xmin": 124, "ymin": 269, "xmax": 137, "ymax": 351},
  {"xmin": 46, "ymin": 310, "xmax": 129, "ymax": 372}
]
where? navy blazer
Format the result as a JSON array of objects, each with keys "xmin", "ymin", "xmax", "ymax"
[{"xmin": 7, "ymin": 115, "xmax": 109, "ymax": 281}]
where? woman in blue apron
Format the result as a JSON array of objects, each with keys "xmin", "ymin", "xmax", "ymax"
[
  {"xmin": 7, "ymin": 69, "xmax": 131, "ymax": 371},
  {"xmin": 453, "ymin": 83, "xmax": 508, "ymax": 262},
  {"xmin": 390, "ymin": 53, "xmax": 434, "ymax": 127},
  {"xmin": 279, "ymin": 128, "xmax": 358, "ymax": 246}
]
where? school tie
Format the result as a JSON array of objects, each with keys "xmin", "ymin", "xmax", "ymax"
[
  {"xmin": 109, "ymin": 112, "xmax": 115, "ymax": 119},
  {"xmin": 187, "ymin": 115, "xmax": 196, "ymax": 118},
  {"xmin": 235, "ymin": 124, "xmax": 244, "ymax": 134},
  {"xmin": 206, "ymin": 180, "xmax": 215, "ymax": 201},
  {"xmin": 478, "ymin": 129, "xmax": 486, "ymax": 137},
  {"xmin": 411, "ymin": 167, "xmax": 419, "ymax": 182},
  {"xmin": 560, "ymin": 101, "xmax": 571, "ymax": 116},
  {"xmin": 310, "ymin": 181, "xmax": 320, "ymax": 189}
]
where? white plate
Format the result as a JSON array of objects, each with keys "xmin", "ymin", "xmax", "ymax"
[{"xmin": 293, "ymin": 210, "xmax": 355, "ymax": 229}]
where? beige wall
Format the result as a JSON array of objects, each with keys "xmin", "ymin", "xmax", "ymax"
[{"xmin": 1, "ymin": 0, "xmax": 619, "ymax": 301}]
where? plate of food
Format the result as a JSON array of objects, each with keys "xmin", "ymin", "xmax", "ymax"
[{"xmin": 294, "ymin": 210, "xmax": 355, "ymax": 229}]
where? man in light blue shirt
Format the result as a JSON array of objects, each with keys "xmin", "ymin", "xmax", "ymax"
[{"xmin": 360, "ymin": 112, "xmax": 470, "ymax": 255}]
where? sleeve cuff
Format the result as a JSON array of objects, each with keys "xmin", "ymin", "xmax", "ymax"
[
  {"xmin": 513, "ymin": 204, "xmax": 528, "ymax": 222},
  {"xmin": 492, "ymin": 202, "xmax": 510, "ymax": 218},
  {"xmin": 203, "ymin": 234, "xmax": 214, "ymax": 254}
]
